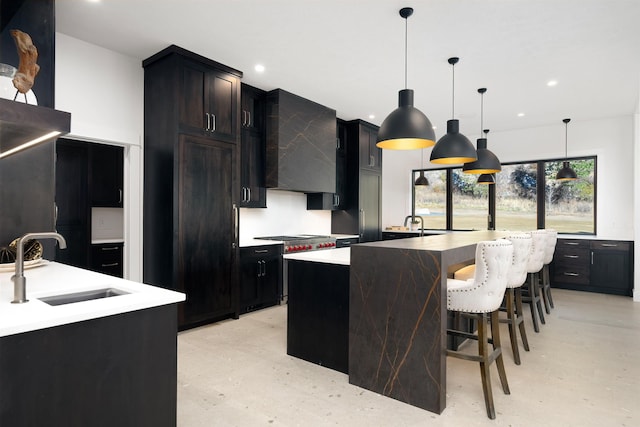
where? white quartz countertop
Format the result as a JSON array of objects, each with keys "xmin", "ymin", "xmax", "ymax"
[
  {"xmin": 283, "ymin": 247, "xmax": 350, "ymax": 266},
  {"xmin": 240, "ymin": 239, "xmax": 285, "ymax": 247},
  {"xmin": 0, "ymin": 261, "xmax": 185, "ymax": 337}
]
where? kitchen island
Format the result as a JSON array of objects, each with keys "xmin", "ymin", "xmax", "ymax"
[
  {"xmin": 0, "ymin": 262, "xmax": 185, "ymax": 426},
  {"xmin": 284, "ymin": 248, "xmax": 350, "ymax": 373},
  {"xmin": 349, "ymin": 230, "xmax": 509, "ymax": 414}
]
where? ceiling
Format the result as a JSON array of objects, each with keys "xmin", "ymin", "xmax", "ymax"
[{"xmin": 55, "ymin": 0, "xmax": 640, "ymax": 138}]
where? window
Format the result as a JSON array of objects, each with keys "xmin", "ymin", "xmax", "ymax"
[
  {"xmin": 544, "ymin": 158, "xmax": 595, "ymax": 234},
  {"xmin": 412, "ymin": 156, "xmax": 596, "ymax": 234},
  {"xmin": 413, "ymin": 169, "xmax": 446, "ymax": 229},
  {"xmin": 495, "ymin": 163, "xmax": 538, "ymax": 231},
  {"xmin": 451, "ymin": 168, "xmax": 489, "ymax": 230}
]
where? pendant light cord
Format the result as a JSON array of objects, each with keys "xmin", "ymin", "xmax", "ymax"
[
  {"xmin": 480, "ymin": 91, "xmax": 484, "ymax": 134},
  {"xmin": 451, "ymin": 64, "xmax": 455, "ymax": 119},
  {"xmin": 404, "ymin": 15, "xmax": 408, "ymax": 89},
  {"xmin": 565, "ymin": 121, "xmax": 568, "ymax": 158}
]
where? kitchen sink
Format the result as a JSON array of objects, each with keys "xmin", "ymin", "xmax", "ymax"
[{"xmin": 39, "ymin": 288, "xmax": 130, "ymax": 306}]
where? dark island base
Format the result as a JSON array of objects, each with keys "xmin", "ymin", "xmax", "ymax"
[
  {"xmin": 287, "ymin": 260, "xmax": 349, "ymax": 374},
  {"xmin": 0, "ymin": 304, "xmax": 178, "ymax": 427}
]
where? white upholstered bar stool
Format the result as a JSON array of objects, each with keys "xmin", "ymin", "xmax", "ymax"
[
  {"xmin": 446, "ymin": 239, "xmax": 514, "ymax": 419},
  {"xmin": 540, "ymin": 229, "xmax": 558, "ymax": 314},
  {"xmin": 502, "ymin": 233, "xmax": 533, "ymax": 365},
  {"xmin": 522, "ymin": 230, "xmax": 547, "ymax": 332}
]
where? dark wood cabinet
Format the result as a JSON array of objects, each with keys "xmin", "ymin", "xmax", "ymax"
[
  {"xmin": 143, "ymin": 46, "xmax": 242, "ymax": 329},
  {"xmin": 265, "ymin": 89, "xmax": 337, "ymax": 193},
  {"xmin": 90, "ymin": 243, "xmax": 123, "ymax": 277},
  {"xmin": 306, "ymin": 119, "xmax": 347, "ymax": 211},
  {"xmin": 55, "ymin": 140, "xmax": 90, "ymax": 267},
  {"xmin": 89, "ymin": 143, "xmax": 123, "ymax": 207},
  {"xmin": 359, "ymin": 122, "xmax": 382, "ymax": 172},
  {"xmin": 240, "ymin": 244, "xmax": 283, "ymax": 313},
  {"xmin": 551, "ymin": 238, "xmax": 633, "ymax": 296},
  {"xmin": 240, "ymin": 84, "xmax": 267, "ymax": 208},
  {"xmin": 179, "ymin": 58, "xmax": 239, "ymax": 143},
  {"xmin": 590, "ymin": 240, "xmax": 632, "ymax": 295},
  {"xmin": 331, "ymin": 120, "xmax": 382, "ymax": 242},
  {"xmin": 335, "ymin": 237, "xmax": 359, "ymax": 248}
]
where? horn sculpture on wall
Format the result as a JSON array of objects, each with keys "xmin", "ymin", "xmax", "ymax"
[{"xmin": 10, "ymin": 29, "xmax": 39, "ymax": 103}]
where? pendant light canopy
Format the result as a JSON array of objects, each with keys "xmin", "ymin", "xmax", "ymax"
[
  {"xmin": 414, "ymin": 148, "xmax": 429, "ymax": 186},
  {"xmin": 477, "ymin": 173, "xmax": 495, "ymax": 185},
  {"xmin": 430, "ymin": 57, "xmax": 477, "ymax": 164},
  {"xmin": 463, "ymin": 88, "xmax": 502, "ymax": 174},
  {"xmin": 556, "ymin": 118, "xmax": 578, "ymax": 181},
  {"xmin": 376, "ymin": 7, "xmax": 435, "ymax": 150}
]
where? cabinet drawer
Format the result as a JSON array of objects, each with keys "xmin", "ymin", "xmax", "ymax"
[
  {"xmin": 553, "ymin": 265, "xmax": 590, "ymax": 285},
  {"xmin": 90, "ymin": 244, "xmax": 123, "ymax": 278},
  {"xmin": 241, "ymin": 244, "xmax": 282, "ymax": 259},
  {"xmin": 590, "ymin": 241, "xmax": 630, "ymax": 251},
  {"xmin": 554, "ymin": 247, "xmax": 590, "ymax": 266},
  {"xmin": 556, "ymin": 239, "xmax": 589, "ymax": 250}
]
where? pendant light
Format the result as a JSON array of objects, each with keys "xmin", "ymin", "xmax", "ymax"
[
  {"xmin": 376, "ymin": 7, "xmax": 435, "ymax": 150},
  {"xmin": 477, "ymin": 173, "xmax": 495, "ymax": 185},
  {"xmin": 430, "ymin": 57, "xmax": 477, "ymax": 164},
  {"xmin": 463, "ymin": 89, "xmax": 502, "ymax": 174},
  {"xmin": 556, "ymin": 118, "xmax": 578, "ymax": 181},
  {"xmin": 415, "ymin": 148, "xmax": 429, "ymax": 186}
]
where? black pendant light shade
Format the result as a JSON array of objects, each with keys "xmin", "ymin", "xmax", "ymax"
[
  {"xmin": 415, "ymin": 171, "xmax": 429, "ymax": 186},
  {"xmin": 477, "ymin": 173, "xmax": 495, "ymax": 185},
  {"xmin": 430, "ymin": 57, "xmax": 477, "ymax": 164},
  {"xmin": 556, "ymin": 118, "xmax": 578, "ymax": 181},
  {"xmin": 430, "ymin": 119, "xmax": 477, "ymax": 164},
  {"xmin": 377, "ymin": 7, "xmax": 436, "ymax": 150},
  {"xmin": 463, "ymin": 88, "xmax": 501, "ymax": 174},
  {"xmin": 556, "ymin": 161, "xmax": 578, "ymax": 180},
  {"xmin": 377, "ymin": 89, "xmax": 436, "ymax": 150}
]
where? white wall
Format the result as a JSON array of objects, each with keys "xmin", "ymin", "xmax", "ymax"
[
  {"xmin": 240, "ymin": 190, "xmax": 331, "ymax": 241},
  {"xmin": 382, "ymin": 116, "xmax": 636, "ymax": 241},
  {"xmin": 55, "ymin": 33, "xmax": 144, "ymax": 282},
  {"xmin": 634, "ymin": 77, "xmax": 640, "ymax": 302}
]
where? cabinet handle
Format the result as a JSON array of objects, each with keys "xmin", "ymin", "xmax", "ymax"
[
  {"xmin": 256, "ymin": 260, "xmax": 262, "ymax": 278},
  {"xmin": 211, "ymin": 113, "xmax": 216, "ymax": 131},
  {"xmin": 247, "ymin": 111, "xmax": 251, "ymax": 127},
  {"xmin": 591, "ymin": 251, "xmax": 594, "ymax": 265},
  {"xmin": 247, "ymin": 187, "xmax": 251, "ymax": 202},
  {"xmin": 563, "ymin": 272, "xmax": 579, "ymax": 277},
  {"xmin": 261, "ymin": 260, "xmax": 266, "ymax": 277},
  {"xmin": 241, "ymin": 187, "xmax": 246, "ymax": 202},
  {"xmin": 563, "ymin": 255, "xmax": 579, "ymax": 259},
  {"xmin": 119, "ymin": 189, "xmax": 123, "ymax": 204},
  {"xmin": 101, "ymin": 246, "xmax": 120, "ymax": 251},
  {"xmin": 101, "ymin": 262, "xmax": 119, "ymax": 267},
  {"xmin": 206, "ymin": 112, "xmax": 211, "ymax": 130},
  {"xmin": 359, "ymin": 209, "xmax": 365, "ymax": 239},
  {"xmin": 565, "ymin": 242, "xmax": 579, "ymax": 246},
  {"xmin": 369, "ymin": 155, "xmax": 375, "ymax": 167},
  {"xmin": 600, "ymin": 243, "xmax": 618, "ymax": 247},
  {"xmin": 242, "ymin": 110, "xmax": 247, "ymax": 126},
  {"xmin": 233, "ymin": 204, "xmax": 238, "ymax": 248},
  {"xmin": 336, "ymin": 137, "xmax": 341, "ymax": 150},
  {"xmin": 254, "ymin": 249, "xmax": 269, "ymax": 254}
]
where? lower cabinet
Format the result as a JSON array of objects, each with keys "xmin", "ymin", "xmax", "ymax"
[
  {"xmin": 90, "ymin": 243, "xmax": 124, "ymax": 278},
  {"xmin": 551, "ymin": 238, "xmax": 633, "ymax": 296},
  {"xmin": 240, "ymin": 244, "xmax": 283, "ymax": 313}
]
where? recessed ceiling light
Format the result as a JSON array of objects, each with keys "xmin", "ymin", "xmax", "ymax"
[
  {"xmin": 254, "ymin": 64, "xmax": 265, "ymax": 73},
  {"xmin": 547, "ymin": 80, "xmax": 558, "ymax": 87},
  {"xmin": 517, "ymin": 113, "xmax": 525, "ymax": 117},
  {"xmin": 432, "ymin": 126, "xmax": 437, "ymax": 130},
  {"xmin": 87, "ymin": 0, "xmax": 101, "ymax": 3},
  {"xmin": 368, "ymin": 114, "xmax": 375, "ymax": 120}
]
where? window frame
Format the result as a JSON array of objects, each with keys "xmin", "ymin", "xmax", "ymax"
[{"xmin": 411, "ymin": 154, "xmax": 597, "ymax": 235}]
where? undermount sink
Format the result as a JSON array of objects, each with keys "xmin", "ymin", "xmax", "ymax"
[{"xmin": 39, "ymin": 288, "xmax": 130, "ymax": 306}]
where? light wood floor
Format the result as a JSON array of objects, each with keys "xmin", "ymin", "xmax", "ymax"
[{"xmin": 177, "ymin": 289, "xmax": 639, "ymax": 426}]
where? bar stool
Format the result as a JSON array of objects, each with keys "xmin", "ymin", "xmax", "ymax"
[
  {"xmin": 447, "ymin": 239, "xmax": 513, "ymax": 419},
  {"xmin": 502, "ymin": 233, "xmax": 533, "ymax": 365},
  {"xmin": 522, "ymin": 230, "xmax": 547, "ymax": 333},
  {"xmin": 540, "ymin": 229, "xmax": 558, "ymax": 314},
  {"xmin": 453, "ymin": 234, "xmax": 532, "ymax": 365}
]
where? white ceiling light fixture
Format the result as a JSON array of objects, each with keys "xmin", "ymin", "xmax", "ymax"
[
  {"xmin": 254, "ymin": 64, "xmax": 265, "ymax": 73},
  {"xmin": 547, "ymin": 80, "xmax": 558, "ymax": 87}
]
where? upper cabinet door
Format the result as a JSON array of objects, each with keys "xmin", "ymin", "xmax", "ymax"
[
  {"xmin": 90, "ymin": 144, "xmax": 124, "ymax": 208},
  {"xmin": 359, "ymin": 124, "xmax": 381, "ymax": 172},
  {"xmin": 179, "ymin": 59, "xmax": 239, "ymax": 143}
]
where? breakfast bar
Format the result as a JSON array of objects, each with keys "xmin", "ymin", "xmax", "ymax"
[{"xmin": 348, "ymin": 230, "xmax": 509, "ymax": 414}]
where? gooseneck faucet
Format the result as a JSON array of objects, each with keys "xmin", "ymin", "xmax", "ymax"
[
  {"xmin": 403, "ymin": 215, "xmax": 424, "ymax": 237},
  {"xmin": 11, "ymin": 232, "xmax": 67, "ymax": 304}
]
